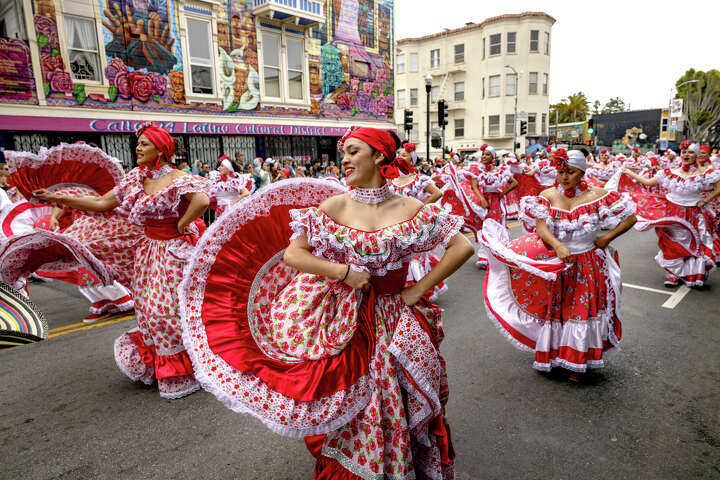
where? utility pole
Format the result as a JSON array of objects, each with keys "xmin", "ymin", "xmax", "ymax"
[{"xmin": 425, "ymin": 73, "xmax": 432, "ymax": 162}]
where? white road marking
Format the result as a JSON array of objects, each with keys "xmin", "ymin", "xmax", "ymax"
[
  {"xmin": 622, "ymin": 283, "xmax": 673, "ymax": 296},
  {"xmin": 661, "ymin": 285, "xmax": 692, "ymax": 309}
]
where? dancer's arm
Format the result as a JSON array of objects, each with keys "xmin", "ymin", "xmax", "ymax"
[
  {"xmin": 500, "ymin": 177, "xmax": 518, "ymax": 196},
  {"xmin": 536, "ymin": 218, "xmax": 572, "ymax": 263},
  {"xmin": 49, "ymin": 207, "xmax": 66, "ymax": 230},
  {"xmin": 231, "ymin": 188, "xmax": 251, "ymax": 205},
  {"xmin": 33, "ymin": 188, "xmax": 119, "ymax": 211},
  {"xmin": 595, "ymin": 214, "xmax": 637, "ymax": 248},
  {"xmin": 471, "ymin": 177, "xmax": 489, "ymax": 208},
  {"xmin": 623, "ymin": 169, "xmax": 658, "ymax": 186},
  {"xmin": 423, "ymin": 183, "xmax": 442, "ymax": 204},
  {"xmin": 283, "ymin": 235, "xmax": 371, "ymax": 290},
  {"xmin": 177, "ymin": 191, "xmax": 210, "ymax": 233},
  {"xmin": 698, "ymin": 180, "xmax": 720, "ymax": 207},
  {"xmin": 401, "ymin": 232, "xmax": 474, "ymax": 306},
  {"xmin": 524, "ymin": 167, "xmax": 538, "ymax": 176}
]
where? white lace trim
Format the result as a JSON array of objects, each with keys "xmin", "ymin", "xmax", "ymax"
[
  {"xmin": 288, "ymin": 204, "xmax": 464, "ymax": 277},
  {"xmin": 208, "ymin": 171, "xmax": 253, "ymax": 195},
  {"xmin": 389, "ymin": 174, "xmax": 434, "ymax": 202},
  {"xmin": 655, "ymin": 169, "xmax": 720, "ymax": 195}
]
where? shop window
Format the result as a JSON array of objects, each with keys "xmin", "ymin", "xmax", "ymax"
[{"xmin": 64, "ymin": 15, "xmax": 101, "ymax": 81}]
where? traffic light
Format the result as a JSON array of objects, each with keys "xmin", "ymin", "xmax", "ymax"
[
  {"xmin": 403, "ymin": 109, "xmax": 413, "ymax": 133},
  {"xmin": 437, "ymin": 100, "xmax": 448, "ymax": 127},
  {"xmin": 519, "ymin": 120, "xmax": 527, "ymax": 135},
  {"xmin": 587, "ymin": 118, "xmax": 594, "ymax": 135}
]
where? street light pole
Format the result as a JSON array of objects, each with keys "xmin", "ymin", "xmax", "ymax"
[
  {"xmin": 668, "ymin": 79, "xmax": 699, "ymax": 145},
  {"xmin": 425, "ymin": 73, "xmax": 432, "ymax": 163},
  {"xmin": 505, "ymin": 65, "xmax": 518, "ymax": 156}
]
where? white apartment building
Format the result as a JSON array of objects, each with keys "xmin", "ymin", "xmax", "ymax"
[{"xmin": 395, "ymin": 12, "xmax": 555, "ymax": 157}]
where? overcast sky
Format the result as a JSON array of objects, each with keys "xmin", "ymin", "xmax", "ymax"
[{"xmin": 395, "ymin": 0, "xmax": 719, "ymax": 110}]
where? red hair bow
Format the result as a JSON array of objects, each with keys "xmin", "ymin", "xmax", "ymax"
[
  {"xmin": 403, "ymin": 142, "xmax": 416, "ymax": 153},
  {"xmin": 553, "ymin": 149, "xmax": 569, "ymax": 170}
]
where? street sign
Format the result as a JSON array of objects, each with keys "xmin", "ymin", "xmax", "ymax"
[
  {"xmin": 517, "ymin": 111, "xmax": 528, "ymax": 120},
  {"xmin": 670, "ymin": 99, "xmax": 683, "ymax": 118}
]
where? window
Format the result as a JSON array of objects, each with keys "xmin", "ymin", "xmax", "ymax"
[
  {"xmin": 482, "ymin": 38, "xmax": 485, "ymax": 60},
  {"xmin": 489, "ymin": 75, "xmax": 500, "ymax": 97},
  {"xmin": 505, "ymin": 73, "xmax": 516, "ymax": 96},
  {"xmin": 528, "ymin": 72, "xmax": 538, "ymax": 95},
  {"xmin": 488, "ymin": 115, "xmax": 500, "ymax": 137},
  {"xmin": 1, "ymin": 1, "xmax": 27, "ymax": 39},
  {"xmin": 259, "ymin": 29, "xmax": 307, "ymax": 103},
  {"xmin": 505, "ymin": 114, "xmax": 515, "ymax": 136},
  {"xmin": 542, "ymin": 73, "xmax": 548, "ymax": 95},
  {"xmin": 530, "ymin": 30, "xmax": 539, "ymax": 52},
  {"xmin": 410, "ymin": 88, "xmax": 418, "ymax": 106},
  {"xmin": 397, "ymin": 54, "xmax": 405, "ymax": 74},
  {"xmin": 411, "ymin": 122, "xmax": 419, "ymax": 142},
  {"xmin": 482, "ymin": 77, "xmax": 485, "ymax": 99},
  {"xmin": 430, "ymin": 49, "xmax": 440, "ymax": 69},
  {"xmin": 409, "ymin": 53, "xmax": 418, "ymax": 72},
  {"xmin": 261, "ymin": 31, "xmax": 280, "ymax": 98},
  {"xmin": 286, "ymin": 37, "xmax": 304, "ymax": 100},
  {"xmin": 481, "ymin": 116, "xmax": 484, "ymax": 138},
  {"xmin": 431, "ymin": 85, "xmax": 439, "ymax": 103},
  {"xmin": 187, "ymin": 17, "xmax": 215, "ymax": 95},
  {"xmin": 544, "ymin": 32, "xmax": 550, "ymax": 54},
  {"xmin": 454, "ymin": 82, "xmax": 464, "ymax": 101},
  {"xmin": 528, "ymin": 114, "xmax": 537, "ymax": 135},
  {"xmin": 507, "ymin": 32, "xmax": 516, "ymax": 53},
  {"xmin": 489, "ymin": 34, "xmax": 501, "ymax": 56},
  {"xmin": 397, "ymin": 89, "xmax": 405, "ymax": 108},
  {"xmin": 541, "ymin": 113, "xmax": 547, "ymax": 135},
  {"xmin": 455, "ymin": 119, "xmax": 464, "ymax": 138},
  {"xmin": 454, "ymin": 44, "xmax": 464, "ymax": 63},
  {"xmin": 64, "ymin": 16, "xmax": 100, "ymax": 81}
]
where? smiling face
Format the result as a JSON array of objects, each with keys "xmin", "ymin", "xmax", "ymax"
[
  {"xmin": 481, "ymin": 150, "xmax": 494, "ymax": 164},
  {"xmin": 135, "ymin": 134, "xmax": 161, "ymax": 167},
  {"xmin": 398, "ymin": 147, "xmax": 412, "ymax": 163},
  {"xmin": 557, "ymin": 165, "xmax": 584, "ymax": 189},
  {"xmin": 341, "ymin": 137, "xmax": 384, "ymax": 187},
  {"xmin": 218, "ymin": 164, "xmax": 231, "ymax": 176},
  {"xmin": 681, "ymin": 148, "xmax": 697, "ymax": 165},
  {"xmin": 698, "ymin": 150, "xmax": 710, "ymax": 163}
]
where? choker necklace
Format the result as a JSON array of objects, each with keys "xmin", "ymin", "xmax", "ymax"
[
  {"xmin": 349, "ymin": 183, "xmax": 393, "ymax": 204},
  {"xmin": 142, "ymin": 164, "xmax": 175, "ymax": 179},
  {"xmin": 681, "ymin": 163, "xmax": 696, "ymax": 173},
  {"xmin": 557, "ymin": 181, "xmax": 588, "ymax": 198}
]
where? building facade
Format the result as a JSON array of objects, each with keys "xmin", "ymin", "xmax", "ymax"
[
  {"xmin": 0, "ymin": 0, "xmax": 395, "ymax": 168},
  {"xmin": 395, "ymin": 12, "xmax": 554, "ymax": 157}
]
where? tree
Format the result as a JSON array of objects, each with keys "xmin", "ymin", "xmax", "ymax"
[
  {"xmin": 565, "ymin": 92, "xmax": 589, "ymax": 122},
  {"xmin": 592, "ymin": 100, "xmax": 601, "ymax": 115},
  {"xmin": 675, "ymin": 69, "xmax": 720, "ymax": 141},
  {"xmin": 601, "ymin": 97, "xmax": 627, "ymax": 114}
]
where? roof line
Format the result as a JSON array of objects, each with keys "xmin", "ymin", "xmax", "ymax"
[{"xmin": 397, "ymin": 12, "xmax": 556, "ymax": 44}]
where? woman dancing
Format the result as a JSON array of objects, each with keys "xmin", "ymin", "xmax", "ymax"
[
  {"xmin": 208, "ymin": 156, "xmax": 252, "ymax": 215},
  {"xmin": 180, "ymin": 126, "xmax": 474, "ymax": 478},
  {"xmin": 479, "ymin": 150, "xmax": 636, "ymax": 380},
  {"xmin": 34, "ymin": 123, "xmax": 210, "ymax": 398}
]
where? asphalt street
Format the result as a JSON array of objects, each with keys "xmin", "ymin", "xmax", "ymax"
[{"xmin": 1, "ymin": 227, "xmax": 719, "ymax": 480}]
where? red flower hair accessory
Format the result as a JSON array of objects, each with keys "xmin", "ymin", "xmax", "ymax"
[
  {"xmin": 480, "ymin": 144, "xmax": 488, "ymax": 151},
  {"xmin": 553, "ymin": 148, "xmax": 569, "ymax": 169},
  {"xmin": 402, "ymin": 142, "xmax": 416, "ymax": 153}
]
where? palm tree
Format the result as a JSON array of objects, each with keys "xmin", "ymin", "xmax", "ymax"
[{"xmin": 565, "ymin": 92, "xmax": 589, "ymax": 122}]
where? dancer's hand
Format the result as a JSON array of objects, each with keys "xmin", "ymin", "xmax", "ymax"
[
  {"xmin": 33, "ymin": 189, "xmax": 59, "ymax": 202},
  {"xmin": 401, "ymin": 284, "xmax": 424, "ymax": 307},
  {"xmin": 49, "ymin": 217, "xmax": 60, "ymax": 231},
  {"xmin": 480, "ymin": 198, "xmax": 489, "ymax": 209},
  {"xmin": 555, "ymin": 244, "xmax": 572, "ymax": 263},
  {"xmin": 177, "ymin": 221, "xmax": 190, "ymax": 235},
  {"xmin": 594, "ymin": 235, "xmax": 611, "ymax": 249},
  {"xmin": 343, "ymin": 267, "xmax": 370, "ymax": 291}
]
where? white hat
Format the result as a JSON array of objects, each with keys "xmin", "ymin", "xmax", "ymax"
[
  {"xmin": 220, "ymin": 158, "xmax": 234, "ymax": 172},
  {"xmin": 485, "ymin": 146, "xmax": 496, "ymax": 159},
  {"xmin": 265, "ymin": 157, "xmax": 275, "ymax": 164},
  {"xmin": 566, "ymin": 150, "xmax": 587, "ymax": 171},
  {"xmin": 686, "ymin": 143, "xmax": 700, "ymax": 155}
]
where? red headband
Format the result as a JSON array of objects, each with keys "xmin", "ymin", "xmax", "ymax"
[
  {"xmin": 338, "ymin": 127, "xmax": 396, "ymax": 163},
  {"xmin": 137, "ymin": 123, "xmax": 175, "ymax": 170},
  {"xmin": 700, "ymin": 145, "xmax": 710, "ymax": 153}
]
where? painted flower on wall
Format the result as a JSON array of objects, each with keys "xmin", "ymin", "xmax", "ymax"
[
  {"xmin": 48, "ymin": 69, "xmax": 73, "ymax": 94},
  {"xmin": 128, "ymin": 71, "xmax": 154, "ymax": 102},
  {"xmin": 147, "ymin": 72, "xmax": 167, "ymax": 96},
  {"xmin": 34, "ymin": 15, "xmax": 59, "ymax": 49},
  {"xmin": 355, "ymin": 91, "xmax": 371, "ymax": 112},
  {"xmin": 114, "ymin": 71, "xmax": 131, "ymax": 99},
  {"xmin": 168, "ymin": 70, "xmax": 185, "ymax": 104},
  {"xmin": 105, "ymin": 57, "xmax": 127, "ymax": 84},
  {"xmin": 40, "ymin": 54, "xmax": 64, "ymax": 81}
]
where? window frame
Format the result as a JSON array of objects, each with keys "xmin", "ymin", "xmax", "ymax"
[
  {"xmin": 528, "ymin": 113, "xmax": 537, "ymax": 135},
  {"xmin": 256, "ymin": 24, "xmax": 311, "ymax": 108},
  {"xmin": 505, "ymin": 114, "xmax": 515, "ymax": 136},
  {"xmin": 543, "ymin": 32, "xmax": 550, "ymax": 55},
  {"xmin": 397, "ymin": 88, "xmax": 406, "ymax": 108},
  {"xmin": 431, "ymin": 85, "xmax": 439, "ymax": 103},
  {"xmin": 409, "ymin": 52, "xmax": 418, "ymax": 72},
  {"xmin": 454, "ymin": 81, "xmax": 464, "ymax": 102},
  {"xmin": 179, "ymin": 2, "xmax": 222, "ymax": 104},
  {"xmin": 63, "ymin": 14, "xmax": 102, "ymax": 83},
  {"xmin": 482, "ymin": 37, "xmax": 486, "ymax": 60},
  {"xmin": 409, "ymin": 88, "xmax": 418, "ymax": 106},
  {"xmin": 430, "ymin": 48, "xmax": 440, "ymax": 69},
  {"xmin": 56, "ymin": 1, "xmax": 110, "ymax": 88},
  {"xmin": 528, "ymin": 72, "xmax": 538, "ymax": 95},
  {"xmin": 454, "ymin": 118, "xmax": 464, "ymax": 138},
  {"xmin": 397, "ymin": 54, "xmax": 405, "ymax": 74},
  {"xmin": 454, "ymin": 43, "xmax": 464, "ymax": 64},
  {"xmin": 489, "ymin": 75, "xmax": 501, "ymax": 98},
  {"xmin": 541, "ymin": 113, "xmax": 547, "ymax": 135},
  {"xmin": 489, "ymin": 33, "xmax": 501, "ymax": 56},
  {"xmin": 488, "ymin": 115, "xmax": 500, "ymax": 137},
  {"xmin": 505, "ymin": 73, "xmax": 516, "ymax": 96},
  {"xmin": 506, "ymin": 31, "xmax": 516, "ymax": 54},
  {"xmin": 482, "ymin": 77, "xmax": 485, "ymax": 99},
  {"xmin": 530, "ymin": 30, "xmax": 539, "ymax": 52},
  {"xmin": 542, "ymin": 73, "xmax": 548, "ymax": 95}
]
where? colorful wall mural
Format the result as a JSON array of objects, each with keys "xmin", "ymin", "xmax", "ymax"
[{"xmin": 0, "ymin": 0, "xmax": 394, "ymax": 121}]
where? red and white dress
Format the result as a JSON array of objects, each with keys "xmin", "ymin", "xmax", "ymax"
[
  {"xmin": 632, "ymin": 168, "xmax": 720, "ymax": 286},
  {"xmin": 180, "ymin": 179, "xmax": 462, "ymax": 479},
  {"xmin": 469, "ymin": 166, "xmax": 513, "ymax": 267},
  {"xmin": 533, "ymin": 159, "xmax": 557, "ymax": 188},
  {"xmin": 437, "ymin": 162, "xmax": 486, "ymax": 234},
  {"xmin": 208, "ymin": 170, "xmax": 254, "ymax": 215},
  {"xmin": 389, "ymin": 174, "xmax": 447, "ymax": 301},
  {"xmin": 479, "ymin": 191, "xmax": 636, "ymax": 372},
  {"xmin": 502, "ymin": 158, "xmax": 525, "ymax": 220},
  {"xmin": 113, "ymin": 166, "xmax": 210, "ymax": 399},
  {"xmin": 586, "ymin": 162, "xmax": 621, "ymax": 188}
]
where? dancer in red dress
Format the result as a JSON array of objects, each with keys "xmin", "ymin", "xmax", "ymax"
[
  {"xmin": 180, "ymin": 126, "xmax": 474, "ymax": 479},
  {"xmin": 33, "ymin": 124, "xmax": 210, "ymax": 398},
  {"xmin": 208, "ymin": 156, "xmax": 252, "ymax": 215},
  {"xmin": 585, "ymin": 148, "xmax": 621, "ymax": 188},
  {"xmin": 479, "ymin": 149, "xmax": 637, "ymax": 380},
  {"xmin": 622, "ymin": 143, "xmax": 720, "ymax": 287}
]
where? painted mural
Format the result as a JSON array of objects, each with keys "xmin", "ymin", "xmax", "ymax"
[
  {"xmin": 0, "ymin": 0, "xmax": 394, "ymax": 121},
  {"xmin": 0, "ymin": 38, "xmax": 37, "ymax": 102}
]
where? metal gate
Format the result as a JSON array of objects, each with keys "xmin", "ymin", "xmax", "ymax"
[
  {"xmin": 264, "ymin": 135, "xmax": 292, "ymax": 158},
  {"xmin": 292, "ymin": 136, "xmax": 318, "ymax": 161},
  {"xmin": 187, "ymin": 136, "xmax": 221, "ymax": 168},
  {"xmin": 13, "ymin": 133, "xmax": 49, "ymax": 153},
  {"xmin": 222, "ymin": 136, "xmax": 256, "ymax": 165},
  {"xmin": 101, "ymin": 134, "xmax": 133, "ymax": 170}
]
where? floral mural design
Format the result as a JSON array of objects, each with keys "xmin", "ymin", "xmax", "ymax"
[{"xmin": 0, "ymin": 38, "xmax": 36, "ymax": 98}]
